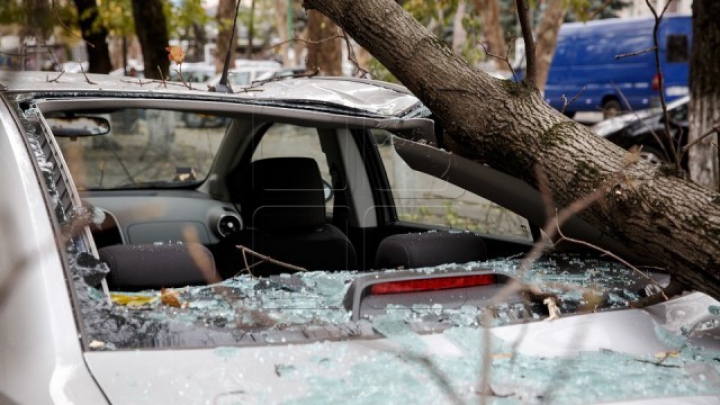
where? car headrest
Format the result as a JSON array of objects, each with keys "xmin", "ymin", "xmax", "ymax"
[
  {"xmin": 375, "ymin": 231, "xmax": 488, "ymax": 270},
  {"xmin": 99, "ymin": 243, "xmax": 218, "ymax": 291},
  {"xmin": 231, "ymin": 157, "xmax": 326, "ymax": 230}
]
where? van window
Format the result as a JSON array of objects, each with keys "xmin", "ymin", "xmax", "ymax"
[{"xmin": 666, "ymin": 35, "xmax": 689, "ymax": 63}]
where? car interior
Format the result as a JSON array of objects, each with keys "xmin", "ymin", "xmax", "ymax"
[{"xmin": 41, "ymin": 99, "xmax": 648, "ymax": 292}]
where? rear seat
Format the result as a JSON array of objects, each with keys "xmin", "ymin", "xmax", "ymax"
[{"xmin": 375, "ymin": 231, "xmax": 488, "ymax": 270}]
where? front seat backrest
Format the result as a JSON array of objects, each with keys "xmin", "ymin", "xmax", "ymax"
[
  {"xmin": 215, "ymin": 157, "xmax": 357, "ymax": 277},
  {"xmin": 375, "ymin": 231, "xmax": 487, "ymax": 270},
  {"xmin": 99, "ymin": 243, "xmax": 218, "ymax": 290}
]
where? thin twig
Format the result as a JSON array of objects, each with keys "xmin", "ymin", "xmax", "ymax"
[
  {"xmin": 587, "ymin": 0, "xmax": 615, "ymax": 20},
  {"xmin": 478, "ymin": 41, "xmax": 518, "ymax": 83},
  {"xmin": 46, "ymin": 71, "xmax": 65, "ymax": 83},
  {"xmin": 172, "ymin": 68, "xmax": 193, "ymax": 90},
  {"xmin": 235, "ymin": 245, "xmax": 307, "ymax": 272},
  {"xmin": 249, "ymin": 68, "xmax": 320, "ymax": 87},
  {"xmin": 560, "ymin": 87, "xmax": 585, "ymax": 114},
  {"xmin": 119, "ymin": 78, "xmax": 155, "ymax": 86},
  {"xmin": 615, "ymin": 46, "xmax": 657, "ymax": 60},
  {"xmin": 681, "ymin": 125, "xmax": 720, "ymax": 154},
  {"xmin": 341, "ymin": 29, "xmax": 372, "ymax": 78},
  {"xmin": 645, "ymin": 0, "xmax": 681, "ymax": 171},
  {"xmin": 263, "ymin": 34, "xmax": 345, "ymax": 53},
  {"xmin": 611, "ymin": 82, "xmax": 671, "ymax": 162},
  {"xmin": 156, "ymin": 66, "xmax": 167, "ymax": 88},
  {"xmin": 78, "ymin": 62, "xmax": 97, "ymax": 85},
  {"xmin": 52, "ymin": 0, "xmax": 86, "ymax": 44},
  {"xmin": 554, "ymin": 218, "xmax": 665, "ymax": 295}
]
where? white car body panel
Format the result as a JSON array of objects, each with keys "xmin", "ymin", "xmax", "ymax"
[{"xmin": 0, "ymin": 99, "xmax": 107, "ymax": 404}]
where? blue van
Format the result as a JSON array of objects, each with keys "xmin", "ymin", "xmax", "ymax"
[{"xmin": 543, "ymin": 14, "xmax": 691, "ymax": 118}]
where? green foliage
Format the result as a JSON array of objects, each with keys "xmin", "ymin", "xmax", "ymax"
[
  {"xmin": 368, "ymin": 58, "xmax": 399, "ymax": 84},
  {"xmin": 0, "ymin": 0, "xmax": 62, "ymax": 36},
  {"xmin": 565, "ymin": 0, "xmax": 631, "ymax": 22},
  {"xmin": 166, "ymin": 0, "xmax": 208, "ymax": 38},
  {"xmin": 95, "ymin": 0, "xmax": 135, "ymax": 36},
  {"xmin": 497, "ymin": 0, "xmax": 630, "ymax": 38}
]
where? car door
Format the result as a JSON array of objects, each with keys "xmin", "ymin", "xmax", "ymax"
[{"xmin": 355, "ymin": 129, "xmax": 536, "ymax": 269}]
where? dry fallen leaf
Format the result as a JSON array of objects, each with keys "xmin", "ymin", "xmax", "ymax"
[
  {"xmin": 161, "ymin": 288, "xmax": 182, "ymax": 307},
  {"xmin": 166, "ymin": 46, "xmax": 185, "ymax": 64},
  {"xmin": 110, "ymin": 292, "xmax": 158, "ymax": 307},
  {"xmin": 655, "ymin": 350, "xmax": 680, "ymax": 360}
]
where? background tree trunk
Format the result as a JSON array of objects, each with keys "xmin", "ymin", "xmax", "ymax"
[
  {"xmin": 272, "ymin": 0, "xmax": 291, "ymax": 66},
  {"xmin": 245, "ymin": 0, "xmax": 256, "ymax": 58},
  {"xmin": 689, "ymin": 0, "xmax": 720, "ymax": 191},
  {"xmin": 216, "ymin": 0, "xmax": 238, "ymax": 73},
  {"xmin": 534, "ymin": 0, "xmax": 567, "ymax": 92},
  {"xmin": 452, "ymin": 0, "xmax": 468, "ymax": 54},
  {"xmin": 305, "ymin": 10, "xmax": 342, "ymax": 76},
  {"xmin": 473, "ymin": 0, "xmax": 508, "ymax": 71},
  {"xmin": 131, "ymin": 0, "xmax": 169, "ymax": 80},
  {"xmin": 303, "ymin": 0, "xmax": 720, "ymax": 300},
  {"xmin": 72, "ymin": 0, "xmax": 112, "ymax": 73}
]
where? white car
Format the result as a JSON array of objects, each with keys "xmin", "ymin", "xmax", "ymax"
[
  {"xmin": 0, "ymin": 71, "xmax": 719, "ymax": 404},
  {"xmin": 204, "ymin": 60, "xmax": 283, "ymax": 89}
]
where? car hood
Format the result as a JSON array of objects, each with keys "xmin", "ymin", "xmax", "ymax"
[
  {"xmin": 591, "ymin": 96, "xmax": 690, "ymax": 138},
  {"xmin": 591, "ymin": 110, "xmax": 659, "ymax": 137},
  {"xmin": 85, "ymin": 292, "xmax": 720, "ymax": 405}
]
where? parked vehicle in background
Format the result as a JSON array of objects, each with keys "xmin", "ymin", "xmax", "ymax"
[
  {"xmin": 169, "ymin": 62, "xmax": 215, "ymax": 83},
  {"xmin": 204, "ymin": 59, "xmax": 282, "ymax": 89},
  {"xmin": 543, "ymin": 15, "xmax": 691, "ymax": 118},
  {"xmin": 108, "ymin": 59, "xmax": 144, "ymax": 78},
  {"xmin": 254, "ymin": 66, "xmax": 307, "ymax": 82},
  {"xmin": 591, "ymin": 96, "xmax": 689, "ymax": 166}
]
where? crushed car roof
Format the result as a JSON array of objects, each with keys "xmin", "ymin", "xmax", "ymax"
[{"xmin": 0, "ymin": 71, "xmax": 424, "ymax": 118}]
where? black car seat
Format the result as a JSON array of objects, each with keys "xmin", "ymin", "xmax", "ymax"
[
  {"xmin": 99, "ymin": 242, "xmax": 218, "ymax": 290},
  {"xmin": 375, "ymin": 231, "xmax": 488, "ymax": 270},
  {"xmin": 214, "ymin": 157, "xmax": 357, "ymax": 277}
]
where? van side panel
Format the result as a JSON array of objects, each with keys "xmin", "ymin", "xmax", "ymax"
[{"xmin": 544, "ymin": 15, "xmax": 691, "ymax": 115}]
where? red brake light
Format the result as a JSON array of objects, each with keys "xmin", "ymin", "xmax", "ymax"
[
  {"xmin": 652, "ymin": 74, "xmax": 661, "ymax": 91},
  {"xmin": 369, "ymin": 274, "xmax": 496, "ymax": 295}
]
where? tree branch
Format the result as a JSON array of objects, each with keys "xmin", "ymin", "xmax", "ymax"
[
  {"xmin": 515, "ymin": 0, "xmax": 536, "ymax": 88},
  {"xmin": 478, "ymin": 40, "xmax": 518, "ymax": 83},
  {"xmin": 646, "ymin": 0, "xmax": 681, "ymax": 171},
  {"xmin": 681, "ymin": 125, "xmax": 720, "ymax": 154}
]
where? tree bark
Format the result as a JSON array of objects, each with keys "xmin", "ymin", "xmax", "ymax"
[
  {"xmin": 131, "ymin": 0, "xmax": 169, "ymax": 80},
  {"xmin": 305, "ymin": 10, "xmax": 343, "ymax": 76},
  {"xmin": 534, "ymin": 0, "xmax": 567, "ymax": 93},
  {"xmin": 73, "ymin": 0, "xmax": 113, "ymax": 74},
  {"xmin": 688, "ymin": 0, "xmax": 720, "ymax": 191},
  {"xmin": 303, "ymin": 0, "xmax": 720, "ymax": 300},
  {"xmin": 473, "ymin": 0, "xmax": 508, "ymax": 71},
  {"xmin": 216, "ymin": 0, "xmax": 238, "ymax": 73}
]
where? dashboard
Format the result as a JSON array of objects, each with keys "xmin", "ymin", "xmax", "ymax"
[{"xmin": 83, "ymin": 190, "xmax": 242, "ymax": 249}]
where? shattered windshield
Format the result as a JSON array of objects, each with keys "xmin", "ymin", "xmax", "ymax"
[{"xmin": 52, "ymin": 108, "xmax": 227, "ymax": 190}]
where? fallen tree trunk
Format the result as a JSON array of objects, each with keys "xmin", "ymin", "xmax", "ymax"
[{"xmin": 303, "ymin": 0, "xmax": 720, "ymax": 300}]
